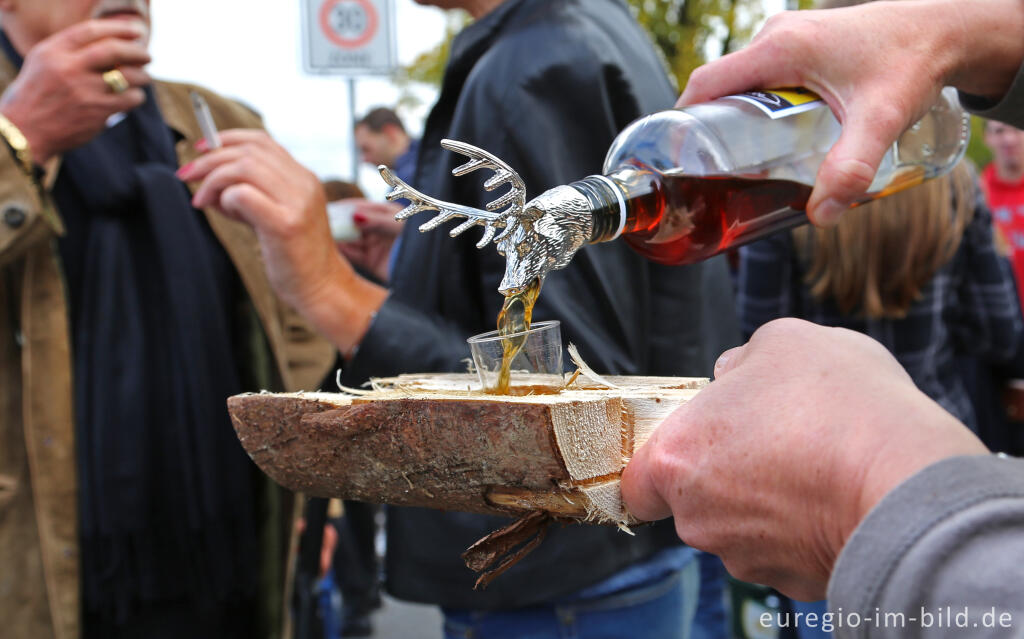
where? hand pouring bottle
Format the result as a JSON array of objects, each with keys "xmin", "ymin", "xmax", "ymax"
[{"xmin": 558, "ymin": 87, "xmax": 968, "ymax": 265}]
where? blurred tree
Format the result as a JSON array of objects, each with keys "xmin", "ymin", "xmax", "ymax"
[
  {"xmin": 623, "ymin": 0, "xmax": 765, "ymax": 91},
  {"xmin": 966, "ymin": 115, "xmax": 993, "ymax": 170},
  {"xmin": 393, "ymin": 10, "xmax": 468, "ymax": 111},
  {"xmin": 395, "ymin": 1, "xmax": 804, "ymax": 99}
]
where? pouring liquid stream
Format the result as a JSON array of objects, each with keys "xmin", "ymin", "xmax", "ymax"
[{"xmin": 493, "ymin": 278, "xmax": 543, "ymax": 394}]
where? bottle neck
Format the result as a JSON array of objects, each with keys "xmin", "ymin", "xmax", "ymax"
[{"xmin": 570, "ymin": 175, "xmax": 627, "ymax": 244}]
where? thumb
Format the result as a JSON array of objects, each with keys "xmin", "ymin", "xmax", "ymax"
[
  {"xmin": 620, "ymin": 436, "xmax": 673, "ymax": 523},
  {"xmin": 219, "ymin": 183, "xmax": 278, "ymax": 231},
  {"xmin": 713, "ymin": 345, "xmax": 747, "ymax": 379},
  {"xmin": 807, "ymin": 107, "xmax": 901, "ymax": 225}
]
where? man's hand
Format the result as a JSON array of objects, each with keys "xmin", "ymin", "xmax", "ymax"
[
  {"xmin": 178, "ymin": 129, "xmax": 387, "ymax": 356},
  {"xmin": 621, "ymin": 318, "xmax": 988, "ymax": 600},
  {"xmin": 679, "ymin": 0, "xmax": 1024, "ymax": 225},
  {"xmin": 336, "ymin": 199, "xmax": 404, "ymax": 283},
  {"xmin": 0, "ymin": 19, "xmax": 151, "ymax": 164}
]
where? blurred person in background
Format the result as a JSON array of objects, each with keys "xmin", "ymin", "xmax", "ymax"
[
  {"xmin": 976, "ymin": 120, "xmax": 1024, "ymax": 456},
  {"xmin": 322, "ymin": 178, "xmax": 365, "ymax": 202},
  {"xmin": 981, "ymin": 119, "xmax": 1024, "ymax": 307},
  {"xmin": 353, "ymin": 107, "xmax": 418, "ymax": 184},
  {"xmin": 0, "ymin": 1, "xmax": 333, "ymax": 637},
  {"xmin": 180, "ymin": 0, "xmax": 740, "ymax": 636},
  {"xmin": 337, "ymin": 107, "xmax": 418, "ymax": 284}
]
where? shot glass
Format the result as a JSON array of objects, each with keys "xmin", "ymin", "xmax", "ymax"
[
  {"xmin": 466, "ymin": 320, "xmax": 563, "ymax": 393},
  {"xmin": 327, "ymin": 201, "xmax": 360, "ymax": 241}
]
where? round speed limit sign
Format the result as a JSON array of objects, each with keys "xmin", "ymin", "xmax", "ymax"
[{"xmin": 319, "ymin": 0, "xmax": 379, "ymax": 49}]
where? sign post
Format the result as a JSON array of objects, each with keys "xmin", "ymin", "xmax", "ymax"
[{"xmin": 302, "ymin": 0, "xmax": 397, "ymax": 179}]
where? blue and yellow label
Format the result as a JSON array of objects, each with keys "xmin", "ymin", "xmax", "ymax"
[{"xmin": 725, "ymin": 88, "xmax": 824, "ymax": 119}]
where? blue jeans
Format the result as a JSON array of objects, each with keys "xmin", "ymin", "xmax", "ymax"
[
  {"xmin": 690, "ymin": 552, "xmax": 729, "ymax": 639},
  {"xmin": 441, "ymin": 560, "xmax": 700, "ymax": 639}
]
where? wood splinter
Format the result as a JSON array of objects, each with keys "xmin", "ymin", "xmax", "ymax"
[{"xmin": 462, "ymin": 510, "xmax": 553, "ymax": 589}]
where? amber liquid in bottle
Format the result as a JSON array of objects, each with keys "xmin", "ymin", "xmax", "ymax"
[{"xmin": 583, "ymin": 168, "xmax": 813, "ymax": 264}]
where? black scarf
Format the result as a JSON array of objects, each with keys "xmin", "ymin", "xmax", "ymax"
[{"xmin": 1, "ymin": 33, "xmax": 262, "ymax": 620}]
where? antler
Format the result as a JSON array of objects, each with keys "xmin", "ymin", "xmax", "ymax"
[{"xmin": 380, "ymin": 139, "xmax": 527, "ymax": 249}]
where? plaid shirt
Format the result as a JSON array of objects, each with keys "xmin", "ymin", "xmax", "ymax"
[{"xmin": 737, "ymin": 202, "xmax": 1022, "ymax": 430}]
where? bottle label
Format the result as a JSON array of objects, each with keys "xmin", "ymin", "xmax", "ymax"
[{"xmin": 724, "ymin": 88, "xmax": 823, "ymax": 119}]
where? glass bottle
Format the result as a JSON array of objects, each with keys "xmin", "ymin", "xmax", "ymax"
[{"xmin": 558, "ymin": 87, "xmax": 968, "ymax": 265}]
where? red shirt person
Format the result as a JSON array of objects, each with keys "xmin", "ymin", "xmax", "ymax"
[{"xmin": 981, "ymin": 119, "xmax": 1024, "ymax": 308}]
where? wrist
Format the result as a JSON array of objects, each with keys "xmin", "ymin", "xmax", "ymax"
[
  {"xmin": 0, "ymin": 97, "xmax": 51, "ymax": 165},
  {"xmin": 941, "ymin": 0, "xmax": 1024, "ymax": 99},
  {"xmin": 847, "ymin": 402, "xmax": 988, "ymax": 548},
  {"xmin": 0, "ymin": 110, "xmax": 37, "ymax": 177},
  {"xmin": 301, "ymin": 256, "xmax": 388, "ymax": 358}
]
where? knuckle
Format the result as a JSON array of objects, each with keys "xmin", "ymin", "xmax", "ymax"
[
  {"xmin": 675, "ymin": 518, "xmax": 715, "ymax": 553},
  {"xmin": 759, "ymin": 10, "xmax": 793, "ymax": 35},
  {"xmin": 686, "ymin": 65, "xmax": 712, "ymax": 91},
  {"xmin": 270, "ymin": 203, "xmax": 307, "ymax": 236},
  {"xmin": 872, "ymin": 102, "xmax": 908, "ymax": 136},
  {"xmin": 644, "ymin": 437, "xmax": 687, "ymax": 499},
  {"xmin": 722, "ymin": 559, "xmax": 763, "ymax": 585},
  {"xmin": 760, "ymin": 11, "xmax": 801, "ymax": 39},
  {"xmin": 827, "ymin": 157, "xmax": 877, "ymax": 195},
  {"xmin": 673, "ymin": 518, "xmax": 698, "ymax": 547},
  {"xmin": 753, "ymin": 317, "xmax": 807, "ymax": 342},
  {"xmin": 73, "ymin": 22, "xmax": 98, "ymax": 43},
  {"xmin": 45, "ymin": 54, "xmax": 71, "ymax": 76},
  {"xmin": 277, "ymin": 214, "xmax": 307, "ymax": 239},
  {"xmin": 69, "ymin": 83, "xmax": 89, "ymax": 104},
  {"xmin": 759, "ymin": 13, "xmax": 820, "ymax": 61},
  {"xmin": 125, "ymin": 89, "xmax": 146, "ymax": 107}
]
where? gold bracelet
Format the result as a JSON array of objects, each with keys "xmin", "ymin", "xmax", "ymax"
[{"xmin": 0, "ymin": 113, "xmax": 34, "ymax": 177}]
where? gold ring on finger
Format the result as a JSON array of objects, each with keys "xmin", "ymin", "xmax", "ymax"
[{"xmin": 102, "ymin": 69, "xmax": 129, "ymax": 94}]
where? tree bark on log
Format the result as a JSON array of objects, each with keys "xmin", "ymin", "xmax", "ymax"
[{"xmin": 228, "ymin": 373, "xmax": 705, "ymax": 525}]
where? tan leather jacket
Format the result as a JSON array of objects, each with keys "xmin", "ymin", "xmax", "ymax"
[{"xmin": 0, "ymin": 65, "xmax": 335, "ymax": 639}]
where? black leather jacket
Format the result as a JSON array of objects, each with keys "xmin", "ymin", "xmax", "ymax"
[{"xmin": 343, "ymin": 0, "xmax": 740, "ymax": 609}]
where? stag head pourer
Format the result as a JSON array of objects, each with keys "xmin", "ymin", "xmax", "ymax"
[{"xmin": 379, "ymin": 139, "xmax": 593, "ymax": 295}]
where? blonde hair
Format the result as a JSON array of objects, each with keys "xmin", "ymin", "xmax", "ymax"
[{"xmin": 792, "ymin": 163, "xmax": 975, "ymax": 318}]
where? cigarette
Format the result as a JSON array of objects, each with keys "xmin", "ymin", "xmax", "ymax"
[{"xmin": 190, "ymin": 90, "xmax": 221, "ymax": 149}]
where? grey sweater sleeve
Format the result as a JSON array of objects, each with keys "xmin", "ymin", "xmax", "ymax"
[
  {"xmin": 827, "ymin": 455, "xmax": 1024, "ymax": 638},
  {"xmin": 960, "ymin": 61, "xmax": 1024, "ymax": 127}
]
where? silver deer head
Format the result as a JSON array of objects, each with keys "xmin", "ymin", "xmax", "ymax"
[{"xmin": 379, "ymin": 139, "xmax": 593, "ymax": 294}]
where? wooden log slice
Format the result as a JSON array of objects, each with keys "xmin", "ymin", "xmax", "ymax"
[{"xmin": 228, "ymin": 373, "xmax": 705, "ymax": 524}]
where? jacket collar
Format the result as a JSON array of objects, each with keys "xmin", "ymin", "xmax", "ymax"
[
  {"xmin": 446, "ymin": 0, "xmax": 526, "ymax": 77},
  {"xmin": 152, "ymin": 83, "xmax": 195, "ymax": 149},
  {"xmin": 420, "ymin": 0, "xmax": 527, "ymax": 177}
]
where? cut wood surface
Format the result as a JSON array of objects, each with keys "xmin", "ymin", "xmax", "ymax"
[{"xmin": 228, "ymin": 373, "xmax": 706, "ymax": 525}]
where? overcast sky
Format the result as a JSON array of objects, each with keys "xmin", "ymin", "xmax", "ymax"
[
  {"xmin": 148, "ymin": 0, "xmax": 448, "ymax": 198},
  {"xmin": 148, "ymin": 0, "xmax": 786, "ymax": 198}
]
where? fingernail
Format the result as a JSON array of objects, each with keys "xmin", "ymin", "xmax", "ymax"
[
  {"xmin": 713, "ymin": 346, "xmax": 743, "ymax": 379},
  {"xmin": 814, "ymin": 198, "xmax": 848, "ymax": 226},
  {"xmin": 353, "ymin": 213, "xmax": 367, "ymax": 224},
  {"xmin": 195, "ymin": 139, "xmax": 208, "ymax": 152},
  {"xmin": 176, "ymin": 162, "xmax": 194, "ymax": 179},
  {"xmin": 714, "ymin": 351, "xmax": 730, "ymax": 375}
]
